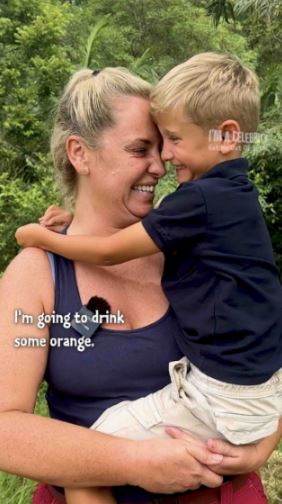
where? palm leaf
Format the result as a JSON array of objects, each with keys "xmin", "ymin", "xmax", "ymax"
[
  {"xmin": 83, "ymin": 14, "xmax": 111, "ymax": 69},
  {"xmin": 234, "ymin": 0, "xmax": 279, "ymax": 20},
  {"xmin": 207, "ymin": 0, "xmax": 235, "ymax": 25},
  {"xmin": 131, "ymin": 48, "xmax": 152, "ymax": 72}
]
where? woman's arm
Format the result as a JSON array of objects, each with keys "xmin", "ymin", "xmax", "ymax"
[
  {"xmin": 0, "ymin": 248, "xmax": 223, "ymax": 492},
  {"xmin": 15, "ymin": 222, "xmax": 158, "ymax": 265}
]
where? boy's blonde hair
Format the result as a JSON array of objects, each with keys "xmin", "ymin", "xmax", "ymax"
[
  {"xmin": 150, "ymin": 53, "xmax": 260, "ymax": 135},
  {"xmin": 51, "ymin": 68, "xmax": 151, "ymax": 203}
]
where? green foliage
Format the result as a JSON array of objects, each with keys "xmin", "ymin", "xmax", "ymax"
[
  {"xmin": 261, "ymin": 447, "xmax": 282, "ymax": 504},
  {"xmin": 83, "ymin": 14, "xmax": 112, "ymax": 68},
  {"xmin": 207, "ymin": 0, "xmax": 282, "ymax": 24},
  {"xmin": 155, "ymin": 165, "xmax": 177, "ymax": 207},
  {"xmin": 79, "ymin": 0, "xmax": 255, "ymax": 79},
  {"xmin": 246, "ymin": 128, "xmax": 282, "ymax": 274},
  {"xmin": 0, "ymin": 472, "xmax": 35, "ymax": 504},
  {"xmin": 234, "ymin": 0, "xmax": 281, "ymax": 21},
  {"xmin": 207, "ymin": 0, "xmax": 235, "ymax": 25},
  {"xmin": 0, "ymin": 168, "xmax": 60, "ymax": 273},
  {"xmin": 0, "ymin": 0, "xmax": 78, "ymax": 180}
]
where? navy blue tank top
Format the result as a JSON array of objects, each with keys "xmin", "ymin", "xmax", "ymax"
[{"xmin": 44, "ymin": 253, "xmax": 183, "ymax": 501}]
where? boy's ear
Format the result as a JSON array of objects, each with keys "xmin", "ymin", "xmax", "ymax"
[
  {"xmin": 219, "ymin": 120, "xmax": 242, "ymax": 154},
  {"xmin": 65, "ymin": 135, "xmax": 90, "ymax": 176}
]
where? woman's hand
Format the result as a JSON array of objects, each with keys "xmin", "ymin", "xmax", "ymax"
[
  {"xmin": 131, "ymin": 434, "xmax": 224, "ymax": 493},
  {"xmin": 39, "ymin": 205, "xmax": 73, "ymax": 231}
]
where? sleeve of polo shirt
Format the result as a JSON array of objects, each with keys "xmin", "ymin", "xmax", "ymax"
[{"xmin": 142, "ymin": 183, "xmax": 207, "ymax": 252}]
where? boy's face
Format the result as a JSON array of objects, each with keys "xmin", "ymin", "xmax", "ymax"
[{"xmin": 156, "ymin": 108, "xmax": 225, "ymax": 184}]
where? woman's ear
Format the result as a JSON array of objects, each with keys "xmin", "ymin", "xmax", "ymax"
[
  {"xmin": 218, "ymin": 120, "xmax": 242, "ymax": 154},
  {"xmin": 65, "ymin": 135, "xmax": 90, "ymax": 175}
]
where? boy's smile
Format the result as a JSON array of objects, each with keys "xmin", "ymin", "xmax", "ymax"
[{"xmin": 156, "ymin": 109, "xmax": 228, "ymax": 184}]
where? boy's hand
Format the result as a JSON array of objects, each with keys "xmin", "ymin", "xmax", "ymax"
[
  {"xmin": 15, "ymin": 224, "xmax": 50, "ymax": 249},
  {"xmin": 167, "ymin": 427, "xmax": 274, "ymax": 475},
  {"xmin": 39, "ymin": 205, "xmax": 73, "ymax": 232},
  {"xmin": 206, "ymin": 432, "xmax": 280, "ymax": 475}
]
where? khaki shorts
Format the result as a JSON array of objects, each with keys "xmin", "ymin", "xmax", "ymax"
[{"xmin": 92, "ymin": 357, "xmax": 282, "ymax": 445}]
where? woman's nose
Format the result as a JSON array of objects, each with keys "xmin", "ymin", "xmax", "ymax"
[
  {"xmin": 148, "ymin": 152, "xmax": 166, "ymax": 177},
  {"xmin": 161, "ymin": 139, "xmax": 173, "ymax": 162}
]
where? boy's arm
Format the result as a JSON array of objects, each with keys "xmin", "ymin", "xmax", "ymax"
[{"xmin": 15, "ymin": 222, "xmax": 160, "ymax": 265}]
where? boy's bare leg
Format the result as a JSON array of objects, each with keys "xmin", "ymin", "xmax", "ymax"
[{"xmin": 65, "ymin": 486, "xmax": 117, "ymax": 504}]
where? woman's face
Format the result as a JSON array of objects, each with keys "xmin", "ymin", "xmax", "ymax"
[{"xmin": 86, "ymin": 96, "xmax": 165, "ymax": 226}]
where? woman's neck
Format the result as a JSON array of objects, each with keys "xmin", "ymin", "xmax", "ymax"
[{"xmin": 68, "ymin": 194, "xmax": 136, "ymax": 237}]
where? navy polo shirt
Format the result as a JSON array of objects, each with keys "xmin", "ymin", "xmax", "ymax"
[{"xmin": 142, "ymin": 158, "xmax": 282, "ymax": 385}]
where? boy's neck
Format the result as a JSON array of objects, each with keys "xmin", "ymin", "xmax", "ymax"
[
  {"xmin": 205, "ymin": 152, "xmax": 242, "ymax": 173},
  {"xmin": 213, "ymin": 151, "xmax": 241, "ymax": 165}
]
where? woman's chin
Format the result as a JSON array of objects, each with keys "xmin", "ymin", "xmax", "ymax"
[
  {"xmin": 128, "ymin": 203, "xmax": 154, "ymax": 220},
  {"xmin": 128, "ymin": 191, "xmax": 154, "ymax": 218}
]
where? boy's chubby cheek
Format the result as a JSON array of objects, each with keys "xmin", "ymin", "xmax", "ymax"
[{"xmin": 175, "ymin": 166, "xmax": 193, "ymax": 184}]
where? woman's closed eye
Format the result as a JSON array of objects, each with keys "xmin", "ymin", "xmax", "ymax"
[{"xmin": 131, "ymin": 148, "xmax": 147, "ymax": 156}]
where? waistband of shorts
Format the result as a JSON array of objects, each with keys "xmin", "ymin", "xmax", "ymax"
[{"xmin": 189, "ymin": 363, "xmax": 282, "ymax": 397}]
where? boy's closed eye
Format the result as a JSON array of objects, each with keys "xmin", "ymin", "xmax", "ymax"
[
  {"xmin": 160, "ymin": 130, "xmax": 182, "ymax": 145},
  {"xmin": 168, "ymin": 134, "xmax": 181, "ymax": 142}
]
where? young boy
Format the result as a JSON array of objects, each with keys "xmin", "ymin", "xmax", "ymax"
[{"xmin": 16, "ymin": 53, "xmax": 282, "ymax": 504}]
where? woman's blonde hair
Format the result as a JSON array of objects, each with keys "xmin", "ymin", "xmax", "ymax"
[
  {"xmin": 150, "ymin": 52, "xmax": 260, "ymax": 135},
  {"xmin": 51, "ymin": 68, "xmax": 151, "ymax": 203}
]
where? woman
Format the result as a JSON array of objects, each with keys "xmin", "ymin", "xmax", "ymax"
[{"xmin": 0, "ymin": 67, "xmax": 280, "ymax": 504}]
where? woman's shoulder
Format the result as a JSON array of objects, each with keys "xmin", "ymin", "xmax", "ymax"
[
  {"xmin": 4, "ymin": 247, "xmax": 52, "ymax": 277},
  {"xmin": 1, "ymin": 248, "xmax": 54, "ymax": 312}
]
